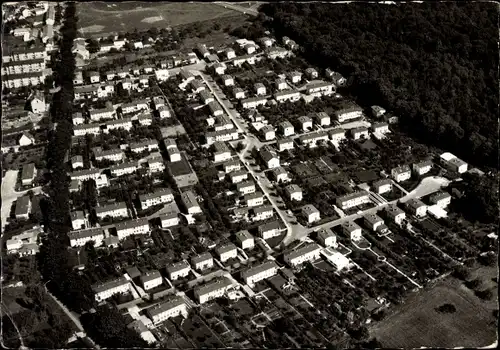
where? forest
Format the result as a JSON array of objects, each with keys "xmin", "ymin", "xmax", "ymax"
[{"xmin": 258, "ymin": 2, "xmax": 498, "ymax": 169}]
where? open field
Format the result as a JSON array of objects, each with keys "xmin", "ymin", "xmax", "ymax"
[
  {"xmin": 369, "ymin": 277, "xmax": 497, "ymax": 348},
  {"xmin": 77, "ymin": 2, "xmax": 244, "ymax": 38}
]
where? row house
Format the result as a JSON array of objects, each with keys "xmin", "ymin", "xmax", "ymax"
[
  {"xmin": 235, "ymin": 230, "xmax": 255, "ymax": 250},
  {"xmin": 181, "ymin": 190, "xmax": 202, "ymax": 215},
  {"xmin": 208, "ymin": 101, "xmax": 224, "ymax": 117},
  {"xmin": 413, "ymin": 160, "xmax": 433, "ymax": 176},
  {"xmin": 148, "ymin": 155, "xmax": 165, "ymax": 173},
  {"xmin": 2, "ymin": 58, "xmax": 46, "ymax": 75},
  {"xmin": 241, "ymin": 261, "xmax": 278, "ymax": 286},
  {"xmin": 89, "ymin": 107, "xmax": 115, "ymax": 121},
  {"xmin": 68, "ymin": 228, "xmax": 104, "ymax": 248},
  {"xmin": 70, "ymin": 168, "xmax": 101, "ymax": 182},
  {"xmin": 306, "ymin": 81, "xmax": 335, "ymax": 96},
  {"xmin": 103, "ymin": 118, "xmax": 133, "ymax": 133},
  {"xmin": 200, "ymin": 90, "xmax": 214, "ymax": 105},
  {"xmin": 334, "ymin": 106, "xmax": 363, "ymax": 123},
  {"xmin": 140, "ymin": 188, "xmax": 174, "ymax": 210},
  {"xmin": 96, "ymin": 201, "xmax": 128, "ymax": 220},
  {"xmin": 342, "ymin": 221, "xmax": 362, "ymax": 241},
  {"xmin": 258, "ymin": 220, "xmax": 282, "ymax": 240},
  {"xmin": 391, "ymin": 165, "xmax": 412, "ymax": 183},
  {"xmin": 140, "ymin": 270, "xmax": 163, "ymax": 291},
  {"xmin": 115, "ymin": 218, "xmax": 150, "ymax": 240},
  {"xmin": 351, "ymin": 126, "xmax": 370, "ymax": 140},
  {"xmin": 130, "ymin": 139, "xmax": 159, "ymax": 153},
  {"xmin": 2, "ymin": 71, "xmax": 45, "ymax": 89},
  {"xmin": 93, "ymin": 277, "xmax": 130, "ymax": 302},
  {"xmin": 191, "ymin": 252, "xmax": 214, "ymax": 271},
  {"xmin": 121, "ymin": 100, "xmax": 149, "ymax": 114},
  {"xmin": 194, "ymin": 277, "xmax": 233, "ymax": 304},
  {"xmin": 284, "ymin": 243, "xmax": 322, "ymax": 267},
  {"xmin": 147, "ymin": 297, "xmax": 187, "ymax": 324},
  {"xmin": 3, "ymin": 46, "xmax": 46, "ymax": 63},
  {"xmin": 336, "ymin": 191, "xmax": 370, "ymax": 210},
  {"xmin": 372, "ymin": 178, "xmax": 393, "ymax": 194},
  {"xmin": 275, "ymin": 90, "xmax": 301, "ymax": 103},
  {"xmin": 241, "ymin": 96, "xmax": 267, "ymax": 109},
  {"xmin": 138, "ymin": 113, "xmax": 152, "ymax": 126},
  {"xmin": 301, "ymin": 204, "xmax": 321, "ymax": 223},
  {"xmin": 166, "ymin": 261, "xmax": 191, "ymax": 281},
  {"xmin": 285, "ymin": 184, "xmax": 303, "ymax": 201},
  {"xmin": 299, "ymin": 131, "xmax": 329, "ymax": 148},
  {"xmin": 205, "ymin": 129, "xmax": 239, "ymax": 145},
  {"xmin": 152, "ymin": 96, "xmax": 165, "ymax": 110},
  {"xmin": 214, "ymin": 114, "xmax": 234, "ymax": 131},
  {"xmin": 276, "ymin": 138, "xmax": 294, "ymax": 152},
  {"xmin": 215, "ymin": 243, "xmax": 238, "ymax": 263},
  {"xmin": 252, "ymin": 205, "xmax": 274, "ymax": 222},
  {"xmin": 108, "ymin": 160, "xmax": 136, "ymax": 176},
  {"xmin": 229, "ymin": 169, "xmax": 248, "ymax": 184}
]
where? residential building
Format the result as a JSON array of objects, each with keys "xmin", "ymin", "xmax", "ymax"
[
  {"xmin": 208, "ymin": 101, "xmax": 224, "ymax": 117},
  {"xmin": 67, "ymin": 227, "xmax": 104, "ymax": 248},
  {"xmin": 350, "ymin": 126, "xmax": 370, "ymax": 140},
  {"xmin": 260, "ymin": 146, "xmax": 280, "ymax": 169},
  {"xmin": 279, "ymin": 120, "xmax": 295, "ymax": 137},
  {"xmin": 121, "ymin": 100, "xmax": 149, "ymax": 114},
  {"xmin": 71, "ymin": 211, "xmax": 86, "ymax": 231},
  {"xmin": 237, "ymin": 181, "xmax": 256, "ymax": 195},
  {"xmin": 115, "ymin": 218, "xmax": 150, "ymax": 240},
  {"xmin": 223, "ymin": 159, "xmax": 241, "ymax": 173},
  {"xmin": 158, "ymin": 106, "xmax": 171, "ymax": 118},
  {"xmin": 301, "ymin": 204, "xmax": 321, "ymax": 223},
  {"xmin": 329, "ymin": 128, "xmax": 347, "ymax": 143},
  {"xmin": 92, "ymin": 277, "xmax": 130, "ymax": 302},
  {"xmin": 334, "ymin": 106, "xmax": 363, "ymax": 123},
  {"xmin": 305, "ymin": 68, "xmax": 318, "ymax": 80},
  {"xmin": 130, "ymin": 139, "xmax": 159, "ymax": 153},
  {"xmin": 274, "ymin": 90, "xmax": 301, "ymax": 103},
  {"xmin": 140, "ymin": 188, "xmax": 174, "ymax": 210},
  {"xmin": 430, "ymin": 192, "xmax": 452, "ymax": 208},
  {"xmin": 18, "ymin": 132, "xmax": 34, "ymax": 146},
  {"xmin": 440, "ymin": 152, "xmax": 468, "ymax": 174},
  {"xmin": 385, "ymin": 205, "xmax": 406, "ymax": 225},
  {"xmin": 89, "ymin": 107, "xmax": 114, "ymax": 121},
  {"xmin": 225, "ymin": 48, "xmax": 236, "ymax": 60},
  {"xmin": 110, "ymin": 162, "xmax": 138, "ymax": 177},
  {"xmin": 166, "ymin": 261, "xmax": 191, "ymax": 281},
  {"xmin": 72, "ymin": 112, "xmax": 84, "ymax": 125},
  {"xmin": 95, "ymin": 201, "xmax": 128, "ymax": 220},
  {"xmin": 71, "ymin": 155, "xmax": 84, "ymax": 170},
  {"xmin": 190, "ymin": 79, "xmax": 205, "ymax": 93},
  {"xmin": 372, "ymin": 122, "xmax": 390, "ymax": 134},
  {"xmin": 194, "ymin": 277, "xmax": 233, "ymax": 304},
  {"xmin": 371, "ymin": 105, "xmax": 386, "ymax": 118},
  {"xmin": 138, "ymin": 114, "xmax": 152, "ymax": 126},
  {"xmin": 266, "ymin": 46, "xmax": 290, "ymax": 59},
  {"xmin": 215, "ymin": 243, "xmax": 238, "ymax": 262},
  {"xmin": 21, "ymin": 163, "xmax": 36, "ymax": 186},
  {"xmin": 372, "ymin": 179, "xmax": 392, "ymax": 194},
  {"xmin": 221, "ymin": 74, "xmax": 234, "ymax": 86},
  {"xmin": 199, "ymin": 90, "xmax": 214, "ymax": 105},
  {"xmin": 235, "ymin": 230, "xmax": 254, "ymax": 250},
  {"xmin": 244, "ymin": 192, "xmax": 264, "ymax": 207},
  {"xmin": 259, "ymin": 37, "xmax": 273, "ymax": 47},
  {"xmin": 260, "ymin": 125, "xmax": 276, "ymax": 141},
  {"xmin": 229, "ymin": 169, "xmax": 248, "ymax": 184},
  {"xmin": 391, "ymin": 165, "xmax": 412, "ymax": 183},
  {"xmin": 213, "ymin": 141, "xmax": 231, "ymax": 163},
  {"xmin": 241, "ymin": 96, "xmax": 267, "ymax": 109},
  {"xmin": 140, "ymin": 270, "xmax": 163, "ymax": 290},
  {"xmin": 147, "ymin": 297, "xmax": 187, "ymax": 324},
  {"xmin": 180, "ymin": 190, "xmax": 202, "ymax": 214},
  {"xmin": 299, "ymin": 131, "xmax": 329, "ymax": 148},
  {"xmin": 242, "ymin": 261, "xmax": 278, "ymax": 286},
  {"xmin": 191, "ymin": 252, "xmax": 214, "ymax": 271},
  {"xmin": 342, "ymin": 221, "xmax": 362, "ymax": 241},
  {"xmin": 314, "ymin": 112, "xmax": 331, "ymax": 126},
  {"xmin": 305, "ymin": 81, "xmax": 335, "ymax": 96},
  {"xmin": 276, "ymin": 138, "xmax": 294, "ymax": 152},
  {"xmin": 317, "ymin": 228, "xmax": 337, "ymax": 248},
  {"xmin": 252, "ymin": 205, "xmax": 274, "ymax": 222},
  {"xmin": 147, "ymin": 156, "xmax": 165, "ymax": 173},
  {"xmin": 258, "ymin": 220, "xmax": 282, "ymax": 240},
  {"xmin": 412, "ymin": 160, "xmax": 433, "ymax": 176},
  {"xmin": 298, "ymin": 115, "xmax": 313, "ymax": 131},
  {"xmin": 363, "ymin": 213, "xmax": 384, "ymax": 231},
  {"xmin": 104, "ymin": 118, "xmax": 133, "ymax": 133},
  {"xmin": 336, "ymin": 191, "xmax": 370, "ymax": 210},
  {"xmin": 287, "ymin": 71, "xmax": 302, "ymax": 84},
  {"xmin": 94, "ymin": 148, "xmax": 124, "ymax": 162},
  {"xmin": 285, "ymin": 184, "xmax": 303, "ymax": 201},
  {"xmin": 167, "ymin": 146, "xmax": 181, "ymax": 162},
  {"xmin": 74, "ymin": 123, "xmax": 101, "ymax": 136},
  {"xmin": 254, "ymin": 82, "xmax": 266, "ymax": 96},
  {"xmin": 160, "ymin": 210, "xmax": 179, "ymax": 228},
  {"xmin": 405, "ymin": 199, "xmax": 427, "ymax": 218},
  {"xmin": 275, "ymin": 78, "xmax": 288, "ymax": 91},
  {"xmin": 284, "ymin": 243, "xmax": 322, "ymax": 267},
  {"xmin": 70, "ymin": 168, "xmax": 101, "ymax": 182},
  {"xmin": 29, "ymin": 92, "xmax": 46, "ymax": 113},
  {"xmin": 326, "ymin": 70, "xmax": 347, "ymax": 86},
  {"xmin": 271, "ymin": 167, "xmax": 290, "ymax": 183}
]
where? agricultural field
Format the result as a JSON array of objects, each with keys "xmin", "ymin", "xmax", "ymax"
[
  {"xmin": 77, "ymin": 2, "xmax": 243, "ymax": 38},
  {"xmin": 369, "ymin": 278, "xmax": 497, "ymax": 348}
]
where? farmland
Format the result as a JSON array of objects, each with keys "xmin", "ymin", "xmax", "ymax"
[
  {"xmin": 77, "ymin": 2, "xmax": 244, "ymax": 38},
  {"xmin": 369, "ymin": 277, "xmax": 497, "ymax": 348}
]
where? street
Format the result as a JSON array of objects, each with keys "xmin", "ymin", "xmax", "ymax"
[{"xmin": 213, "ymin": 2, "xmax": 260, "ymax": 16}]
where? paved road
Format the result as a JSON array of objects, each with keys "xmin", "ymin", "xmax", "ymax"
[
  {"xmin": 214, "ymin": 2, "xmax": 260, "ymax": 16},
  {"xmin": 45, "ymin": 286, "xmax": 85, "ymax": 333}
]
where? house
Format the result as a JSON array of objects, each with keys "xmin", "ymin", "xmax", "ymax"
[
  {"xmin": 29, "ymin": 92, "xmax": 46, "ymax": 113},
  {"xmin": 305, "ymin": 81, "xmax": 335, "ymax": 97},
  {"xmin": 276, "ymin": 138, "xmax": 294, "ymax": 152},
  {"xmin": 147, "ymin": 297, "xmax": 187, "ymax": 324},
  {"xmin": 274, "ymin": 90, "xmax": 301, "ymax": 103},
  {"xmin": 215, "ymin": 243, "xmax": 238, "ymax": 262},
  {"xmin": 242, "ymin": 261, "xmax": 278, "ymax": 286},
  {"xmin": 241, "ymin": 96, "xmax": 267, "ymax": 109},
  {"xmin": 71, "ymin": 155, "xmax": 84, "ymax": 169},
  {"xmin": 221, "ymin": 74, "xmax": 234, "ymax": 86},
  {"xmin": 288, "ymin": 71, "xmax": 302, "ymax": 84},
  {"xmin": 299, "ymin": 131, "xmax": 329, "ymax": 148},
  {"xmin": 208, "ymin": 101, "xmax": 224, "ymax": 117},
  {"xmin": 167, "ymin": 146, "xmax": 182, "ymax": 163},
  {"xmin": 298, "ymin": 115, "xmax": 313, "ymax": 131},
  {"xmin": 430, "ymin": 192, "xmax": 452, "ymax": 208},
  {"xmin": 194, "ymin": 277, "xmax": 233, "ymax": 304},
  {"xmin": 166, "ymin": 261, "xmax": 191, "ymax": 281},
  {"xmin": 223, "ymin": 159, "xmax": 241, "ymax": 174},
  {"xmin": 121, "ymin": 100, "xmax": 149, "ymax": 114},
  {"xmin": 158, "ymin": 106, "xmax": 171, "ymax": 119},
  {"xmin": 140, "ymin": 188, "xmax": 174, "ymax": 210},
  {"xmin": 138, "ymin": 75, "xmax": 149, "ymax": 86},
  {"xmin": 181, "ymin": 190, "xmax": 202, "ymax": 214},
  {"xmin": 277, "ymin": 121, "xmax": 294, "ymax": 138},
  {"xmin": 301, "ymin": 204, "xmax": 321, "ymax": 224},
  {"xmin": 244, "ymin": 192, "xmax": 264, "ymax": 207},
  {"xmin": 212, "ymin": 141, "xmax": 231, "ymax": 163},
  {"xmin": 329, "ymin": 128, "xmax": 346, "ymax": 143},
  {"xmin": 372, "ymin": 179, "xmax": 392, "ymax": 194},
  {"xmin": 258, "ymin": 220, "xmax": 283, "ymax": 240},
  {"xmin": 440, "ymin": 152, "xmax": 468, "ymax": 174},
  {"xmin": 71, "ymin": 211, "xmax": 87, "ymax": 231},
  {"xmin": 92, "ymin": 277, "xmax": 130, "ymax": 302},
  {"xmin": 155, "ymin": 68, "xmax": 169, "ymax": 82},
  {"xmin": 235, "ymin": 230, "xmax": 254, "ymax": 250},
  {"xmin": 21, "ymin": 163, "xmax": 36, "ymax": 186},
  {"xmin": 285, "ymin": 184, "xmax": 302, "ymax": 201},
  {"xmin": 233, "ymin": 87, "xmax": 246, "ymax": 100},
  {"xmin": 286, "ymin": 39, "xmax": 298, "ymax": 50},
  {"xmin": 196, "ymin": 43, "xmax": 210, "ymax": 58},
  {"xmin": 336, "ymin": 191, "xmax": 370, "ymax": 210},
  {"xmin": 140, "ymin": 270, "xmax": 163, "ymax": 290},
  {"xmin": 275, "ymin": 78, "xmax": 288, "ymax": 91},
  {"xmin": 213, "ymin": 62, "xmax": 227, "ymax": 75},
  {"xmin": 350, "ymin": 126, "xmax": 370, "ymax": 140},
  {"xmin": 260, "ymin": 125, "xmax": 276, "ymax": 141},
  {"xmin": 94, "ymin": 148, "xmax": 124, "ymax": 162},
  {"xmin": 326, "ymin": 70, "xmax": 347, "ymax": 86},
  {"xmin": 284, "ymin": 243, "xmax": 322, "ymax": 267},
  {"xmin": 266, "ymin": 46, "xmax": 290, "ymax": 59},
  {"xmin": 363, "ymin": 213, "xmax": 384, "ymax": 232},
  {"xmin": 190, "ymin": 79, "xmax": 205, "ymax": 93},
  {"xmin": 191, "ymin": 252, "xmax": 214, "ymax": 271},
  {"xmin": 15, "ymin": 195, "xmax": 31, "ymax": 220},
  {"xmin": 70, "ymin": 168, "xmax": 102, "ymax": 182},
  {"xmin": 405, "ymin": 199, "xmax": 427, "ymax": 218},
  {"xmin": 305, "ymin": 68, "xmax": 318, "ymax": 80},
  {"xmin": 391, "ymin": 165, "xmax": 411, "ymax": 183},
  {"xmin": 73, "ymin": 71, "xmax": 84, "ymax": 85},
  {"xmin": 115, "ymin": 218, "xmax": 150, "ymax": 240},
  {"xmin": 342, "ymin": 221, "xmax": 362, "ymax": 241},
  {"xmin": 104, "ymin": 118, "xmax": 133, "ymax": 133},
  {"xmin": 260, "ymin": 146, "xmax": 280, "ymax": 169},
  {"xmin": 89, "ymin": 107, "xmax": 114, "ymax": 121},
  {"xmin": 254, "ymin": 83, "xmax": 266, "ymax": 96},
  {"xmin": 68, "ymin": 228, "xmax": 104, "ymax": 248},
  {"xmin": 314, "ymin": 112, "xmax": 331, "ymax": 126},
  {"xmin": 228, "ymin": 169, "xmax": 248, "ymax": 184},
  {"xmin": 110, "ymin": 162, "xmax": 138, "ymax": 177},
  {"xmin": 334, "ymin": 106, "xmax": 363, "ymax": 123},
  {"xmin": 130, "ymin": 139, "xmax": 159, "ymax": 153},
  {"xmin": 179, "ymin": 69, "xmax": 195, "ymax": 85},
  {"xmin": 271, "ymin": 167, "xmax": 290, "ymax": 183},
  {"xmin": 225, "ymin": 48, "xmax": 236, "ymax": 60},
  {"xmin": 252, "ymin": 205, "xmax": 274, "ymax": 222},
  {"xmin": 371, "ymin": 105, "xmax": 386, "ymax": 118},
  {"xmin": 317, "ymin": 228, "xmax": 337, "ymax": 248},
  {"xmin": 214, "ymin": 114, "xmax": 233, "ymax": 131},
  {"xmin": 372, "ymin": 122, "xmax": 390, "ymax": 134},
  {"xmin": 72, "ymin": 112, "xmax": 84, "ymax": 125},
  {"xmin": 237, "ymin": 181, "xmax": 256, "ymax": 195},
  {"xmin": 147, "ymin": 155, "xmax": 165, "ymax": 173},
  {"xmin": 412, "ymin": 160, "xmax": 433, "ymax": 176},
  {"xmin": 160, "ymin": 209, "xmax": 179, "ymax": 228},
  {"xmin": 138, "ymin": 113, "xmax": 152, "ymax": 126},
  {"xmin": 87, "ymin": 71, "xmax": 100, "ymax": 84},
  {"xmin": 95, "ymin": 201, "xmax": 128, "ymax": 220},
  {"xmin": 244, "ymin": 43, "xmax": 256, "ymax": 54},
  {"xmin": 385, "ymin": 205, "xmax": 406, "ymax": 225},
  {"xmin": 18, "ymin": 132, "xmax": 35, "ymax": 146}
]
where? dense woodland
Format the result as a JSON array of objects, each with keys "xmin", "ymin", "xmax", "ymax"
[{"xmin": 258, "ymin": 2, "xmax": 498, "ymax": 169}]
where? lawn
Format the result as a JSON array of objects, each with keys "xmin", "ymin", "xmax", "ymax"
[
  {"xmin": 369, "ymin": 279, "xmax": 497, "ymax": 348},
  {"xmin": 77, "ymin": 2, "xmax": 243, "ymax": 38}
]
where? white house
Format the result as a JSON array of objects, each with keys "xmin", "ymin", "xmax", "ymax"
[
  {"xmin": 235, "ymin": 230, "xmax": 254, "ymax": 250},
  {"xmin": 412, "ymin": 160, "xmax": 433, "ymax": 176},
  {"xmin": 288, "ymin": 71, "xmax": 302, "ymax": 84},
  {"xmin": 336, "ymin": 191, "xmax": 370, "ymax": 210},
  {"xmin": 350, "ymin": 126, "xmax": 370, "ymax": 140},
  {"xmin": 342, "ymin": 221, "xmax": 362, "ymax": 241},
  {"xmin": 191, "ymin": 252, "xmax": 214, "ymax": 271},
  {"xmin": 215, "ymin": 243, "xmax": 238, "ymax": 263},
  {"xmin": 363, "ymin": 213, "xmax": 384, "ymax": 232},
  {"xmin": 242, "ymin": 261, "xmax": 278, "ymax": 286},
  {"xmin": 140, "ymin": 270, "xmax": 163, "ymax": 290},
  {"xmin": 440, "ymin": 152, "xmax": 468, "ymax": 174},
  {"xmin": 71, "ymin": 156, "xmax": 84, "ymax": 170},
  {"xmin": 258, "ymin": 220, "xmax": 282, "ymax": 240},
  {"xmin": 166, "ymin": 261, "xmax": 191, "ymax": 281},
  {"xmin": 110, "ymin": 162, "xmax": 138, "ymax": 177},
  {"xmin": 391, "ymin": 165, "xmax": 412, "ymax": 183},
  {"xmin": 329, "ymin": 128, "xmax": 346, "ymax": 143},
  {"xmin": 301, "ymin": 204, "xmax": 321, "ymax": 224},
  {"xmin": 229, "ymin": 170, "xmax": 248, "ymax": 184},
  {"xmin": 372, "ymin": 122, "xmax": 390, "ymax": 134},
  {"xmin": 405, "ymin": 199, "xmax": 427, "ymax": 218},
  {"xmin": 276, "ymin": 138, "xmax": 294, "ymax": 152},
  {"xmin": 146, "ymin": 297, "xmax": 187, "ymax": 324},
  {"xmin": 260, "ymin": 146, "xmax": 280, "ymax": 169},
  {"xmin": 372, "ymin": 179, "xmax": 393, "ymax": 194},
  {"xmin": 68, "ymin": 228, "xmax": 104, "ymax": 248},
  {"xmin": 237, "ymin": 181, "xmax": 256, "ymax": 195},
  {"xmin": 254, "ymin": 83, "xmax": 266, "ymax": 96},
  {"xmin": 334, "ymin": 106, "xmax": 363, "ymax": 123},
  {"xmin": 71, "ymin": 210, "xmax": 87, "ymax": 231},
  {"xmin": 279, "ymin": 120, "xmax": 295, "ymax": 137},
  {"xmin": 115, "ymin": 218, "xmax": 150, "ymax": 240},
  {"xmin": 274, "ymin": 90, "xmax": 301, "ymax": 103},
  {"xmin": 271, "ymin": 167, "xmax": 290, "ymax": 183},
  {"xmin": 298, "ymin": 115, "xmax": 313, "ymax": 131},
  {"xmin": 430, "ymin": 192, "xmax": 452, "ymax": 208},
  {"xmin": 160, "ymin": 210, "xmax": 179, "ymax": 228},
  {"xmin": 140, "ymin": 188, "xmax": 174, "ymax": 210},
  {"xmin": 194, "ymin": 277, "xmax": 233, "ymax": 304},
  {"xmin": 241, "ymin": 96, "xmax": 267, "ymax": 109},
  {"xmin": 299, "ymin": 131, "xmax": 329, "ymax": 148},
  {"xmin": 147, "ymin": 156, "xmax": 165, "ymax": 173},
  {"xmin": 385, "ymin": 205, "xmax": 406, "ymax": 225},
  {"xmin": 18, "ymin": 132, "xmax": 35, "ymax": 146},
  {"xmin": 94, "ymin": 148, "xmax": 124, "ymax": 162},
  {"xmin": 158, "ymin": 106, "xmax": 171, "ymax": 119},
  {"xmin": 221, "ymin": 74, "xmax": 234, "ymax": 86},
  {"xmin": 29, "ymin": 92, "xmax": 46, "ymax": 113},
  {"xmin": 314, "ymin": 112, "xmax": 331, "ymax": 126},
  {"xmin": 244, "ymin": 192, "xmax": 264, "ymax": 207},
  {"xmin": 317, "ymin": 228, "xmax": 337, "ymax": 248},
  {"xmin": 305, "ymin": 81, "xmax": 335, "ymax": 97},
  {"xmin": 92, "ymin": 277, "xmax": 130, "ymax": 302},
  {"xmin": 95, "ymin": 202, "xmax": 128, "ymax": 220},
  {"xmin": 252, "ymin": 205, "xmax": 274, "ymax": 222},
  {"xmin": 260, "ymin": 125, "xmax": 276, "ymax": 141},
  {"xmin": 130, "ymin": 139, "xmax": 159, "ymax": 153},
  {"xmin": 72, "ymin": 112, "xmax": 84, "ymax": 125},
  {"xmin": 284, "ymin": 243, "xmax": 322, "ymax": 267},
  {"xmin": 181, "ymin": 190, "xmax": 202, "ymax": 215},
  {"xmin": 213, "ymin": 141, "xmax": 232, "ymax": 163}
]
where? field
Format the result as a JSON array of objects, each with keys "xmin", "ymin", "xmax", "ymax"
[
  {"xmin": 77, "ymin": 2, "xmax": 244, "ymax": 38},
  {"xmin": 369, "ymin": 277, "xmax": 497, "ymax": 348}
]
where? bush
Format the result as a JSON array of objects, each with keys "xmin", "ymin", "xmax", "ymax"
[
  {"xmin": 475, "ymin": 289, "xmax": 494, "ymax": 300},
  {"xmin": 451, "ymin": 265, "xmax": 470, "ymax": 280},
  {"xmin": 435, "ymin": 303, "xmax": 457, "ymax": 314},
  {"xmin": 465, "ymin": 278, "xmax": 481, "ymax": 290}
]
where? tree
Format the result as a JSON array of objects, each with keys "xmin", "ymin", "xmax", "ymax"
[
  {"xmin": 87, "ymin": 39, "xmax": 100, "ymax": 54},
  {"xmin": 435, "ymin": 303, "xmax": 457, "ymax": 314}
]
